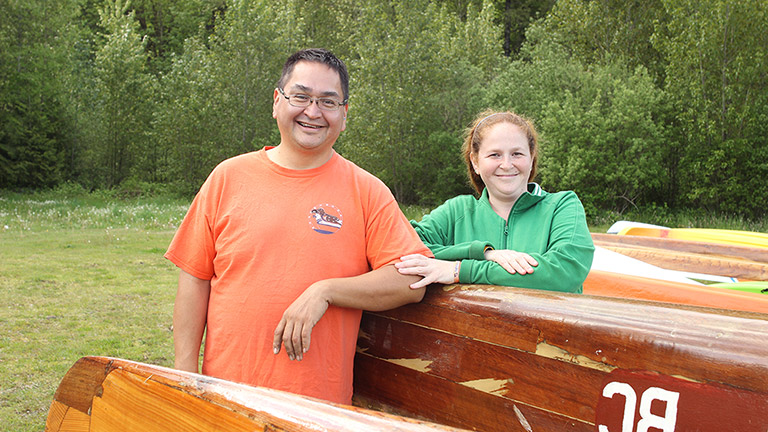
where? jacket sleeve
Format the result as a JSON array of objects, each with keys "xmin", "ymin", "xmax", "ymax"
[
  {"xmin": 459, "ymin": 193, "xmax": 594, "ymax": 293},
  {"xmin": 410, "ymin": 201, "xmax": 491, "ymax": 261}
]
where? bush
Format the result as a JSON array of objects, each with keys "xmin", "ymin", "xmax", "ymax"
[{"xmin": 486, "ymin": 26, "xmax": 670, "ymax": 213}]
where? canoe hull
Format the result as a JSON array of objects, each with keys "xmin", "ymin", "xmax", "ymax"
[
  {"xmin": 617, "ymin": 226, "xmax": 768, "ymax": 248},
  {"xmin": 354, "ymin": 285, "xmax": 768, "ymax": 432},
  {"xmin": 46, "ymin": 286, "xmax": 768, "ymax": 432},
  {"xmin": 45, "ymin": 356, "xmax": 467, "ymax": 432},
  {"xmin": 592, "ymin": 233, "xmax": 768, "ymax": 281},
  {"xmin": 583, "ymin": 270, "xmax": 768, "ymax": 314}
]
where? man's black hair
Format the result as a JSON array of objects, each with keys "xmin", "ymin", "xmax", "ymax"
[{"xmin": 277, "ymin": 48, "xmax": 349, "ymax": 102}]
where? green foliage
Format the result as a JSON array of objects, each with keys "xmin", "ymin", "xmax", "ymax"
[
  {"xmin": 153, "ymin": 0, "xmax": 299, "ymax": 195},
  {"xmin": 1, "ymin": 0, "xmax": 768, "ymax": 217},
  {"xmin": 77, "ymin": 0, "xmax": 157, "ymax": 188},
  {"xmin": 339, "ymin": 0, "xmax": 499, "ymax": 204},
  {"xmin": 487, "ymin": 25, "xmax": 670, "ymax": 214},
  {"xmin": 129, "ymin": 0, "xmax": 226, "ymax": 73},
  {"xmin": 655, "ymin": 0, "xmax": 768, "ymax": 218},
  {"xmin": 538, "ymin": 62, "xmax": 669, "ymax": 214},
  {"xmin": 0, "ymin": 0, "xmax": 80, "ymax": 188},
  {"xmin": 541, "ymin": 0, "xmax": 668, "ymax": 84},
  {"xmin": 434, "ymin": 0, "xmax": 556, "ymax": 56}
]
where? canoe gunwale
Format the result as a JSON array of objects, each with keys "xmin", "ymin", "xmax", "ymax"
[{"xmin": 355, "ymin": 285, "xmax": 768, "ymax": 431}]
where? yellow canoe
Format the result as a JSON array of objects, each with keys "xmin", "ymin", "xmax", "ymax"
[{"xmin": 618, "ymin": 226, "xmax": 768, "ymax": 249}]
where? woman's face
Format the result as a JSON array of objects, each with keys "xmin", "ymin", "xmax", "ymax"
[{"xmin": 470, "ymin": 122, "xmax": 533, "ymax": 206}]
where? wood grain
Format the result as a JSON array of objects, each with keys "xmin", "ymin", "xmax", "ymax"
[
  {"xmin": 45, "ymin": 357, "xmax": 469, "ymax": 432},
  {"xmin": 595, "ymin": 243, "xmax": 768, "ymax": 280},
  {"xmin": 354, "ymin": 285, "xmax": 768, "ymax": 431},
  {"xmin": 591, "ymin": 232, "xmax": 768, "ymax": 263}
]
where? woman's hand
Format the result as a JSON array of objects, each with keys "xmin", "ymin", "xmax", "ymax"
[
  {"xmin": 395, "ymin": 254, "xmax": 457, "ymax": 289},
  {"xmin": 484, "ymin": 249, "xmax": 538, "ymax": 275}
]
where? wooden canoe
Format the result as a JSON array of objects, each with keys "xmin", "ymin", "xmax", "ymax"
[
  {"xmin": 593, "ymin": 243, "xmax": 768, "ymax": 281},
  {"xmin": 45, "ymin": 356, "xmax": 467, "ymax": 432},
  {"xmin": 47, "ymin": 287, "xmax": 768, "ymax": 432},
  {"xmin": 591, "ymin": 246, "xmax": 722, "ymax": 284},
  {"xmin": 616, "ymin": 226, "xmax": 768, "ymax": 248},
  {"xmin": 591, "ymin": 233, "xmax": 768, "ymax": 263},
  {"xmin": 583, "ymin": 270, "xmax": 768, "ymax": 314},
  {"xmin": 354, "ymin": 285, "xmax": 768, "ymax": 432},
  {"xmin": 592, "ymin": 233, "xmax": 768, "ymax": 281}
]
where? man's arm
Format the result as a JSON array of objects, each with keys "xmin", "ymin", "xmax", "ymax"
[
  {"xmin": 173, "ymin": 269, "xmax": 211, "ymax": 373},
  {"xmin": 273, "ymin": 264, "xmax": 424, "ymax": 361}
]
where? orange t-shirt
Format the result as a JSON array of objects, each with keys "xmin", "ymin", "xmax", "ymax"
[{"xmin": 165, "ymin": 148, "xmax": 431, "ymax": 404}]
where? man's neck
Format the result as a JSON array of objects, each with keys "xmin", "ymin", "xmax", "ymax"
[{"xmin": 266, "ymin": 145, "xmax": 333, "ymax": 170}]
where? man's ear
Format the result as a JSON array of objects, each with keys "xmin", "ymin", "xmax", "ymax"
[
  {"xmin": 272, "ymin": 88, "xmax": 280, "ymax": 119},
  {"xmin": 341, "ymin": 105, "xmax": 349, "ymax": 131}
]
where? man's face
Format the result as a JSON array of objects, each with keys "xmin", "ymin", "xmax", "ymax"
[{"xmin": 272, "ymin": 61, "xmax": 348, "ymax": 156}]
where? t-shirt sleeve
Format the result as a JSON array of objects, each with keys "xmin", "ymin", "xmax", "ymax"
[
  {"xmin": 164, "ymin": 174, "xmax": 218, "ymax": 280},
  {"xmin": 362, "ymin": 180, "xmax": 433, "ymax": 269}
]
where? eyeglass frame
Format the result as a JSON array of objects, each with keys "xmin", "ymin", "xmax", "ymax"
[{"xmin": 276, "ymin": 87, "xmax": 348, "ymax": 112}]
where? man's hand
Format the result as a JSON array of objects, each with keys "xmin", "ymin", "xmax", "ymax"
[
  {"xmin": 395, "ymin": 254, "xmax": 456, "ymax": 289},
  {"xmin": 272, "ymin": 282, "xmax": 330, "ymax": 361},
  {"xmin": 484, "ymin": 249, "xmax": 538, "ymax": 275},
  {"xmin": 272, "ymin": 265, "xmax": 425, "ymax": 360}
]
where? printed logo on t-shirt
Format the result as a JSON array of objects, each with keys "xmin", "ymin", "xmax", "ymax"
[{"xmin": 308, "ymin": 204, "xmax": 343, "ymax": 235}]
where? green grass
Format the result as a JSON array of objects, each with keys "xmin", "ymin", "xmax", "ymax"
[
  {"xmin": 586, "ymin": 205, "xmax": 768, "ymax": 234},
  {"xmin": 0, "ymin": 191, "xmax": 186, "ymax": 432},
  {"xmin": 2, "ymin": 188, "xmax": 766, "ymax": 431}
]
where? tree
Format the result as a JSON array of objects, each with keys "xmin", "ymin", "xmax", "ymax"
[
  {"xmin": 154, "ymin": 0, "xmax": 300, "ymax": 194},
  {"xmin": 337, "ymin": 0, "xmax": 501, "ymax": 204},
  {"xmin": 540, "ymin": 0, "xmax": 668, "ymax": 84},
  {"xmin": 83, "ymin": 0, "xmax": 155, "ymax": 187},
  {"xmin": 486, "ymin": 24, "xmax": 670, "ymax": 214},
  {"xmin": 435, "ymin": 0, "xmax": 556, "ymax": 56},
  {"xmin": 129, "ymin": 0, "xmax": 225, "ymax": 74},
  {"xmin": 0, "ymin": 0, "xmax": 80, "ymax": 188},
  {"xmin": 657, "ymin": 0, "xmax": 768, "ymax": 217}
]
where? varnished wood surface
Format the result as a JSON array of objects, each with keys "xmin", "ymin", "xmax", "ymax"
[
  {"xmin": 45, "ymin": 356, "xmax": 469, "ymax": 432},
  {"xmin": 592, "ymin": 232, "xmax": 768, "ymax": 264},
  {"xmin": 354, "ymin": 285, "xmax": 768, "ymax": 431},
  {"xmin": 593, "ymin": 242, "xmax": 768, "ymax": 280},
  {"xmin": 583, "ymin": 270, "xmax": 768, "ymax": 314},
  {"xmin": 46, "ymin": 287, "xmax": 768, "ymax": 431}
]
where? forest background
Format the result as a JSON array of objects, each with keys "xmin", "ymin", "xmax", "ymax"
[{"xmin": 2, "ymin": 0, "xmax": 768, "ymax": 220}]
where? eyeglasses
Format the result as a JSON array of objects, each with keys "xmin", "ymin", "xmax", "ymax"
[{"xmin": 277, "ymin": 87, "xmax": 347, "ymax": 112}]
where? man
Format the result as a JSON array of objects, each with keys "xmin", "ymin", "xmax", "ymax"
[{"xmin": 165, "ymin": 48, "xmax": 431, "ymax": 405}]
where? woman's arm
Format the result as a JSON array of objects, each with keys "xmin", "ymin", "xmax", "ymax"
[
  {"xmin": 410, "ymin": 199, "xmax": 492, "ymax": 261},
  {"xmin": 461, "ymin": 194, "xmax": 594, "ymax": 293}
]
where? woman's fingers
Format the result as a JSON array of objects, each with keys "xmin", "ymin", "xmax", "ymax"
[
  {"xmin": 486, "ymin": 250, "xmax": 537, "ymax": 275},
  {"xmin": 396, "ymin": 256, "xmax": 457, "ymax": 286}
]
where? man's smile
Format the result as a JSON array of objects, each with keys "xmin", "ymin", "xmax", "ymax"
[{"xmin": 297, "ymin": 121, "xmax": 323, "ymax": 129}]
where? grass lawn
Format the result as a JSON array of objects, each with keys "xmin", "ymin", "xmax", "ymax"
[{"xmin": 0, "ymin": 192, "xmax": 186, "ymax": 432}]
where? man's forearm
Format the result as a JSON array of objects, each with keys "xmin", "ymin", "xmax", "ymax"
[
  {"xmin": 319, "ymin": 264, "xmax": 425, "ymax": 311},
  {"xmin": 173, "ymin": 270, "xmax": 211, "ymax": 373},
  {"xmin": 272, "ymin": 264, "xmax": 425, "ymax": 360}
]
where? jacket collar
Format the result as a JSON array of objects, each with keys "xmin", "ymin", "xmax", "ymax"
[{"xmin": 480, "ymin": 183, "xmax": 547, "ymax": 214}]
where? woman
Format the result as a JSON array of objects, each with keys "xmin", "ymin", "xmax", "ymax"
[{"xmin": 396, "ymin": 110, "xmax": 594, "ymax": 292}]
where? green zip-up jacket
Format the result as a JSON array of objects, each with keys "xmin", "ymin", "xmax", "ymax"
[{"xmin": 411, "ymin": 184, "xmax": 594, "ymax": 293}]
